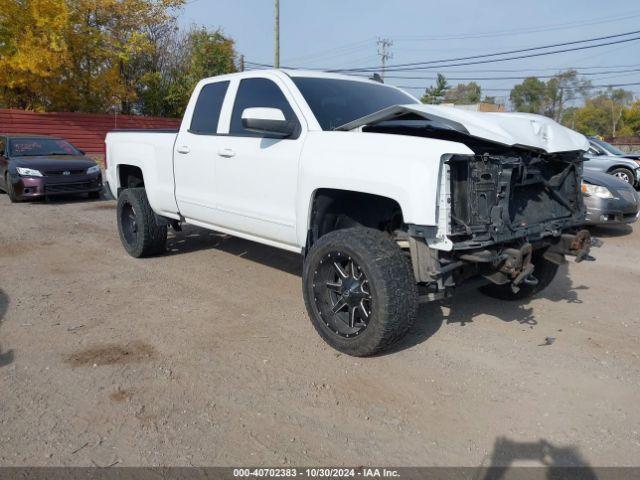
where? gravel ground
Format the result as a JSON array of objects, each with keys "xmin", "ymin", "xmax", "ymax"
[{"xmin": 0, "ymin": 193, "xmax": 639, "ymax": 468}]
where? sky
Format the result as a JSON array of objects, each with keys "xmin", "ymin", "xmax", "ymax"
[{"xmin": 179, "ymin": 0, "xmax": 640, "ymax": 104}]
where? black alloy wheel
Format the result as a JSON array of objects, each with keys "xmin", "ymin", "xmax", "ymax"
[
  {"xmin": 120, "ymin": 200, "xmax": 138, "ymax": 248},
  {"xmin": 311, "ymin": 252, "xmax": 373, "ymax": 338}
]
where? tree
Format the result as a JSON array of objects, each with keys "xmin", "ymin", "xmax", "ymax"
[
  {"xmin": 545, "ymin": 69, "xmax": 591, "ymax": 122},
  {"xmin": 0, "ymin": 0, "xmax": 71, "ymax": 109},
  {"xmin": 444, "ymin": 81, "xmax": 481, "ymax": 104},
  {"xmin": 421, "ymin": 73, "xmax": 448, "ymax": 104},
  {"xmin": 622, "ymin": 100, "xmax": 640, "ymax": 136},
  {"xmin": 136, "ymin": 25, "xmax": 237, "ymax": 117},
  {"xmin": 510, "ymin": 77, "xmax": 547, "ymax": 114},
  {"xmin": 0, "ymin": 0, "xmax": 238, "ymax": 116},
  {"xmin": 561, "ymin": 90, "xmax": 635, "ymax": 137},
  {"xmin": 605, "ymin": 88, "xmax": 633, "ymax": 137}
]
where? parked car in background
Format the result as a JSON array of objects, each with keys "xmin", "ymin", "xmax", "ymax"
[
  {"xmin": 588, "ymin": 137, "xmax": 640, "ymax": 162},
  {"xmin": 583, "ymin": 149, "xmax": 639, "ymax": 187},
  {"xmin": 0, "ymin": 135, "xmax": 102, "ymax": 202},
  {"xmin": 582, "ymin": 170, "xmax": 639, "ymax": 225}
]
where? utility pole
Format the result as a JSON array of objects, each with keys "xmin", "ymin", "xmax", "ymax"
[
  {"xmin": 377, "ymin": 38, "xmax": 393, "ymax": 81},
  {"xmin": 274, "ymin": 0, "xmax": 280, "ymax": 68},
  {"xmin": 240, "ymin": 54, "xmax": 245, "ymax": 72}
]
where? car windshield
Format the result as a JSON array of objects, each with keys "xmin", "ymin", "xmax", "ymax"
[
  {"xmin": 291, "ymin": 77, "xmax": 418, "ymax": 130},
  {"xmin": 592, "ymin": 138, "xmax": 625, "ymax": 156},
  {"xmin": 9, "ymin": 138, "xmax": 79, "ymax": 157}
]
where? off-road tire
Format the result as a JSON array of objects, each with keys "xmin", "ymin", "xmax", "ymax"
[
  {"xmin": 609, "ymin": 167, "xmax": 635, "ymax": 186},
  {"xmin": 117, "ymin": 188, "xmax": 167, "ymax": 258},
  {"xmin": 478, "ymin": 250, "xmax": 559, "ymax": 301},
  {"xmin": 5, "ymin": 174, "xmax": 20, "ymax": 203},
  {"xmin": 303, "ymin": 227, "xmax": 418, "ymax": 356}
]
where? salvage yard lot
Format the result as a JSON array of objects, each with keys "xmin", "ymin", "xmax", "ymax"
[{"xmin": 1, "ymin": 194, "xmax": 639, "ymax": 467}]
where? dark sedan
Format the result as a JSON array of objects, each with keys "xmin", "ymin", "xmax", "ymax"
[
  {"xmin": 0, "ymin": 135, "xmax": 102, "ymax": 202},
  {"xmin": 582, "ymin": 170, "xmax": 639, "ymax": 225}
]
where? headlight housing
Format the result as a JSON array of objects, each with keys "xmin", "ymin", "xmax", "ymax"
[
  {"xmin": 16, "ymin": 167, "xmax": 43, "ymax": 177},
  {"xmin": 86, "ymin": 165, "xmax": 101, "ymax": 175},
  {"xmin": 581, "ymin": 182, "xmax": 614, "ymax": 199}
]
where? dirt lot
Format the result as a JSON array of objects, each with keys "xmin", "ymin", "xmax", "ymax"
[{"xmin": 1, "ymin": 193, "xmax": 639, "ymax": 468}]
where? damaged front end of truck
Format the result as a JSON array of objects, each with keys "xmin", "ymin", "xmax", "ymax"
[{"xmin": 341, "ymin": 104, "xmax": 601, "ymax": 299}]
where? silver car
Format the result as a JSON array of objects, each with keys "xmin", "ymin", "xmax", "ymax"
[{"xmin": 583, "ymin": 148, "xmax": 640, "ymax": 187}]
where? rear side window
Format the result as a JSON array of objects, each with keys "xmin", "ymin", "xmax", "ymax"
[
  {"xmin": 229, "ymin": 78, "xmax": 298, "ymax": 136},
  {"xmin": 190, "ymin": 81, "xmax": 230, "ymax": 134}
]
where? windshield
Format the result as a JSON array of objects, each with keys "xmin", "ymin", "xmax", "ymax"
[
  {"xmin": 292, "ymin": 77, "xmax": 418, "ymax": 130},
  {"xmin": 592, "ymin": 138, "xmax": 625, "ymax": 156},
  {"xmin": 9, "ymin": 138, "xmax": 80, "ymax": 157}
]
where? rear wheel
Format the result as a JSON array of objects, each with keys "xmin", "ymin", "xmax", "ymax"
[
  {"xmin": 610, "ymin": 167, "xmax": 635, "ymax": 186},
  {"xmin": 303, "ymin": 227, "xmax": 418, "ymax": 356},
  {"xmin": 117, "ymin": 188, "xmax": 167, "ymax": 258},
  {"xmin": 478, "ymin": 250, "xmax": 559, "ymax": 301}
]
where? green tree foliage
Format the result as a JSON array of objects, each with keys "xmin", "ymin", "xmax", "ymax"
[
  {"xmin": 421, "ymin": 73, "xmax": 448, "ymax": 104},
  {"xmin": 510, "ymin": 77, "xmax": 548, "ymax": 114},
  {"xmin": 561, "ymin": 89, "xmax": 636, "ymax": 137},
  {"xmin": 421, "ymin": 74, "xmax": 482, "ymax": 105},
  {"xmin": 622, "ymin": 100, "xmax": 640, "ymax": 136},
  {"xmin": 510, "ymin": 70, "xmax": 591, "ymax": 120},
  {"xmin": 0, "ymin": 0, "xmax": 237, "ymax": 116},
  {"xmin": 138, "ymin": 27, "xmax": 236, "ymax": 117},
  {"xmin": 443, "ymin": 81, "xmax": 481, "ymax": 104}
]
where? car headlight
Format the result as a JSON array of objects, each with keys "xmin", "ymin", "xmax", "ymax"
[
  {"xmin": 581, "ymin": 182, "xmax": 614, "ymax": 199},
  {"xmin": 86, "ymin": 165, "xmax": 101, "ymax": 175},
  {"xmin": 16, "ymin": 167, "xmax": 43, "ymax": 177}
]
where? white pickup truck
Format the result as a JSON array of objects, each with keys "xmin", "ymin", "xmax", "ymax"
[{"xmin": 106, "ymin": 69, "xmax": 597, "ymax": 356}]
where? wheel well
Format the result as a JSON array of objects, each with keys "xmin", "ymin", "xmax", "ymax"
[
  {"xmin": 118, "ymin": 165, "xmax": 145, "ymax": 189},
  {"xmin": 307, "ymin": 189, "xmax": 404, "ymax": 247},
  {"xmin": 608, "ymin": 165, "xmax": 633, "ymax": 172}
]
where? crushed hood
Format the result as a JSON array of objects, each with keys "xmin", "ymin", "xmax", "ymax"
[{"xmin": 336, "ymin": 104, "xmax": 589, "ymax": 154}]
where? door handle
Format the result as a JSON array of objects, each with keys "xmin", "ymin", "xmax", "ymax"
[
  {"xmin": 218, "ymin": 148, "xmax": 236, "ymax": 158},
  {"xmin": 176, "ymin": 145, "xmax": 190, "ymax": 154}
]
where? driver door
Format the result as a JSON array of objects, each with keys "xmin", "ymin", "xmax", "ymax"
[{"xmin": 212, "ymin": 76, "xmax": 305, "ymax": 247}]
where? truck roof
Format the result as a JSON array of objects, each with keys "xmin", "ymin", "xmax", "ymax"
[{"xmin": 199, "ymin": 68, "xmax": 386, "ymax": 86}]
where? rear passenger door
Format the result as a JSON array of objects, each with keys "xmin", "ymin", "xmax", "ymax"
[
  {"xmin": 213, "ymin": 76, "xmax": 305, "ymax": 247},
  {"xmin": 173, "ymin": 79, "xmax": 230, "ymax": 224}
]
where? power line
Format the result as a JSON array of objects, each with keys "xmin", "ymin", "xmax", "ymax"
[
  {"xmin": 339, "ymin": 35, "xmax": 640, "ymax": 73},
  {"xmin": 391, "ymin": 10, "xmax": 640, "ymax": 42},
  {"xmin": 366, "ymin": 67, "xmax": 640, "ymax": 82},
  {"xmin": 334, "ymin": 29, "xmax": 640, "ymax": 72},
  {"xmin": 396, "ymin": 81, "xmax": 640, "ymax": 92},
  {"xmin": 243, "ymin": 60, "xmax": 640, "ymax": 74},
  {"xmin": 281, "ymin": 38, "xmax": 373, "ymax": 64}
]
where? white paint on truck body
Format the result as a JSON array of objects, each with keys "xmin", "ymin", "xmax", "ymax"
[{"xmin": 106, "ymin": 69, "xmax": 588, "ymax": 254}]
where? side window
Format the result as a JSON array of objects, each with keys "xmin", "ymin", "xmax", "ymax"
[
  {"xmin": 189, "ymin": 81, "xmax": 230, "ymax": 134},
  {"xmin": 588, "ymin": 146, "xmax": 602, "ymax": 155},
  {"xmin": 229, "ymin": 78, "xmax": 298, "ymax": 137}
]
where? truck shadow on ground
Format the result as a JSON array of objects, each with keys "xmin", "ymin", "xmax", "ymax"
[
  {"xmin": 166, "ymin": 225, "xmax": 302, "ymax": 276},
  {"xmin": 166, "ymin": 225, "xmax": 589, "ymax": 354},
  {"xmin": 479, "ymin": 436, "xmax": 597, "ymax": 480},
  {"xmin": 0, "ymin": 289, "xmax": 13, "ymax": 368},
  {"xmin": 386, "ymin": 263, "xmax": 588, "ymax": 354},
  {"xmin": 588, "ymin": 224, "xmax": 634, "ymax": 238}
]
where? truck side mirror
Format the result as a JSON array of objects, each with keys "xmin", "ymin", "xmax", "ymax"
[{"xmin": 241, "ymin": 107, "xmax": 295, "ymax": 137}]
